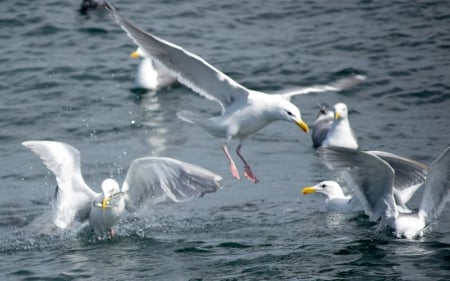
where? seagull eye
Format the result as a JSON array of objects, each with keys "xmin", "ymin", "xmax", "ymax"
[
  {"xmin": 286, "ymin": 111, "xmax": 294, "ymax": 117},
  {"xmin": 321, "ymin": 184, "xmax": 326, "ymax": 188}
]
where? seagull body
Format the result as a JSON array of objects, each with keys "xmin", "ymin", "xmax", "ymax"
[
  {"xmin": 311, "ymin": 104, "xmax": 334, "ymax": 148},
  {"xmin": 23, "ymin": 140, "xmax": 222, "ymax": 238},
  {"xmin": 323, "ymin": 103, "xmax": 358, "ymax": 149},
  {"xmin": 104, "ymin": 2, "xmax": 364, "ymax": 183},
  {"xmin": 319, "ymin": 146, "xmax": 450, "ymax": 239},
  {"xmin": 131, "ymin": 47, "xmax": 176, "ymax": 90}
]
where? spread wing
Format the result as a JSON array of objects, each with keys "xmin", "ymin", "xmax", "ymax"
[
  {"xmin": 277, "ymin": 75, "xmax": 366, "ymax": 100},
  {"xmin": 105, "ymin": 2, "xmax": 249, "ymax": 113},
  {"xmin": 368, "ymin": 150, "xmax": 428, "ymax": 205},
  {"xmin": 121, "ymin": 157, "xmax": 222, "ymax": 211},
  {"xmin": 419, "ymin": 147, "xmax": 450, "ymax": 223},
  {"xmin": 22, "ymin": 141, "xmax": 98, "ymax": 229},
  {"xmin": 318, "ymin": 147, "xmax": 398, "ymax": 222}
]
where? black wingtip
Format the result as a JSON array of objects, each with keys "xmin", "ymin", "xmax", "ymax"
[{"xmin": 103, "ymin": 1, "xmax": 114, "ymax": 11}]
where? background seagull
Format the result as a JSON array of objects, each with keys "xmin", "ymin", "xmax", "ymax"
[
  {"xmin": 322, "ymin": 103, "xmax": 359, "ymax": 149},
  {"xmin": 318, "ymin": 146, "xmax": 450, "ymax": 239},
  {"xmin": 104, "ymin": 2, "xmax": 364, "ymax": 183},
  {"xmin": 23, "ymin": 140, "xmax": 222, "ymax": 238},
  {"xmin": 130, "ymin": 47, "xmax": 177, "ymax": 91}
]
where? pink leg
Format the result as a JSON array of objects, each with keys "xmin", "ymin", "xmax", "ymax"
[
  {"xmin": 236, "ymin": 144, "xmax": 259, "ymax": 183},
  {"xmin": 223, "ymin": 144, "xmax": 240, "ymax": 180}
]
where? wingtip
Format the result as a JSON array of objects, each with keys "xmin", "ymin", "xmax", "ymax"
[
  {"xmin": 103, "ymin": 1, "xmax": 115, "ymax": 12},
  {"xmin": 22, "ymin": 140, "xmax": 36, "ymax": 148},
  {"xmin": 332, "ymin": 74, "xmax": 367, "ymax": 91}
]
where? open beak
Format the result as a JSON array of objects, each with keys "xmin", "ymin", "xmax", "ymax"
[
  {"xmin": 130, "ymin": 51, "xmax": 140, "ymax": 59},
  {"xmin": 301, "ymin": 186, "xmax": 317, "ymax": 195},
  {"xmin": 296, "ymin": 120, "xmax": 309, "ymax": 133}
]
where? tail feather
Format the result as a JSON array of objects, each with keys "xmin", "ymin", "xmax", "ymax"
[{"xmin": 177, "ymin": 110, "xmax": 224, "ymax": 138}]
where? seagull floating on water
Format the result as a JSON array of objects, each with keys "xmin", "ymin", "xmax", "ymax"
[
  {"xmin": 322, "ymin": 103, "xmax": 358, "ymax": 149},
  {"xmin": 301, "ymin": 180, "xmax": 362, "ymax": 212},
  {"xmin": 318, "ymin": 146, "xmax": 450, "ymax": 239},
  {"xmin": 23, "ymin": 140, "xmax": 222, "ymax": 238},
  {"xmin": 104, "ymin": 2, "xmax": 364, "ymax": 183},
  {"xmin": 302, "ymin": 150, "xmax": 428, "ymax": 212},
  {"xmin": 130, "ymin": 47, "xmax": 177, "ymax": 91}
]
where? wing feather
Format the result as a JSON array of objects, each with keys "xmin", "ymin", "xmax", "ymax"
[
  {"xmin": 122, "ymin": 157, "xmax": 222, "ymax": 211},
  {"xmin": 22, "ymin": 141, "xmax": 97, "ymax": 229},
  {"xmin": 318, "ymin": 147, "xmax": 398, "ymax": 221},
  {"xmin": 105, "ymin": 2, "xmax": 249, "ymax": 113},
  {"xmin": 368, "ymin": 150, "xmax": 428, "ymax": 206},
  {"xmin": 419, "ymin": 147, "xmax": 450, "ymax": 223},
  {"xmin": 278, "ymin": 75, "xmax": 366, "ymax": 100}
]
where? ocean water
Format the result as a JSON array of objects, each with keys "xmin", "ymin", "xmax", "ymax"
[{"xmin": 1, "ymin": 0, "xmax": 450, "ymax": 280}]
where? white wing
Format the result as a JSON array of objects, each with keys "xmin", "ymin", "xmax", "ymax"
[
  {"xmin": 368, "ymin": 150, "xmax": 428, "ymax": 205},
  {"xmin": 419, "ymin": 147, "xmax": 450, "ymax": 223},
  {"xmin": 318, "ymin": 147, "xmax": 398, "ymax": 221},
  {"xmin": 105, "ymin": 2, "xmax": 249, "ymax": 113},
  {"xmin": 121, "ymin": 157, "xmax": 222, "ymax": 211},
  {"xmin": 277, "ymin": 75, "xmax": 366, "ymax": 100},
  {"xmin": 22, "ymin": 141, "xmax": 98, "ymax": 229}
]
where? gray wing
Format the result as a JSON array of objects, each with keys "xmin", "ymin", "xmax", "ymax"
[
  {"xmin": 22, "ymin": 141, "xmax": 98, "ymax": 229},
  {"xmin": 105, "ymin": 2, "xmax": 249, "ymax": 113},
  {"xmin": 368, "ymin": 150, "xmax": 428, "ymax": 205},
  {"xmin": 419, "ymin": 147, "xmax": 450, "ymax": 223},
  {"xmin": 318, "ymin": 146, "xmax": 398, "ymax": 221},
  {"xmin": 277, "ymin": 75, "xmax": 366, "ymax": 100},
  {"xmin": 121, "ymin": 157, "xmax": 222, "ymax": 211},
  {"xmin": 311, "ymin": 104, "xmax": 333, "ymax": 148}
]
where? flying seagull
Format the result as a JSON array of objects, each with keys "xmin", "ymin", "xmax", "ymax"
[{"xmin": 104, "ymin": 2, "xmax": 364, "ymax": 183}]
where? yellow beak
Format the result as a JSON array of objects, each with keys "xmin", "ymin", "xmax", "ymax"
[
  {"xmin": 101, "ymin": 196, "xmax": 110, "ymax": 210},
  {"xmin": 335, "ymin": 112, "xmax": 341, "ymax": 120},
  {"xmin": 296, "ymin": 120, "xmax": 310, "ymax": 133},
  {"xmin": 130, "ymin": 51, "xmax": 140, "ymax": 59},
  {"xmin": 301, "ymin": 186, "xmax": 317, "ymax": 195}
]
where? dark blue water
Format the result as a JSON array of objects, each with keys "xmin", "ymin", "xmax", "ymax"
[{"xmin": 1, "ymin": 0, "xmax": 450, "ymax": 280}]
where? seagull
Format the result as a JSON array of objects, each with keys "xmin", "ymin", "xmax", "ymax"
[
  {"xmin": 322, "ymin": 103, "xmax": 358, "ymax": 149},
  {"xmin": 104, "ymin": 2, "xmax": 364, "ymax": 183},
  {"xmin": 311, "ymin": 104, "xmax": 334, "ymax": 148},
  {"xmin": 301, "ymin": 180, "xmax": 362, "ymax": 212},
  {"xmin": 318, "ymin": 146, "xmax": 450, "ymax": 239},
  {"xmin": 302, "ymin": 150, "xmax": 428, "ymax": 212},
  {"xmin": 23, "ymin": 140, "xmax": 222, "ymax": 238},
  {"xmin": 130, "ymin": 47, "xmax": 177, "ymax": 91}
]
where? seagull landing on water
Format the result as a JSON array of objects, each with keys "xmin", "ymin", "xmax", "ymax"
[
  {"xmin": 23, "ymin": 140, "xmax": 222, "ymax": 239},
  {"xmin": 319, "ymin": 146, "xmax": 450, "ymax": 239},
  {"xmin": 104, "ymin": 2, "xmax": 365, "ymax": 183},
  {"xmin": 302, "ymin": 149, "xmax": 428, "ymax": 213}
]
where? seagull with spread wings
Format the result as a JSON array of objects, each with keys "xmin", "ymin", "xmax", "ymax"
[
  {"xmin": 104, "ymin": 2, "xmax": 364, "ymax": 183},
  {"xmin": 23, "ymin": 140, "xmax": 222, "ymax": 238},
  {"xmin": 319, "ymin": 146, "xmax": 450, "ymax": 239}
]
